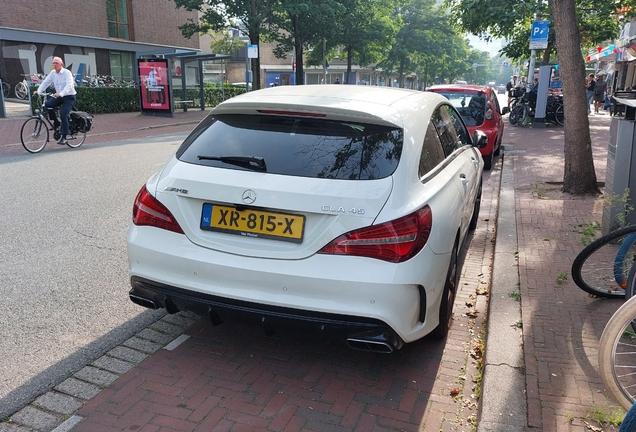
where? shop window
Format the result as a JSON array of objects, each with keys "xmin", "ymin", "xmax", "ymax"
[{"xmin": 107, "ymin": 0, "xmax": 132, "ymax": 40}]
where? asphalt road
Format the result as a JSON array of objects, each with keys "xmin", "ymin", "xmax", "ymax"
[{"xmin": 0, "ymin": 132, "xmax": 189, "ymax": 417}]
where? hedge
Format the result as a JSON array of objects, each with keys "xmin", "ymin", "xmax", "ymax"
[{"xmin": 28, "ymin": 84, "xmax": 247, "ymax": 115}]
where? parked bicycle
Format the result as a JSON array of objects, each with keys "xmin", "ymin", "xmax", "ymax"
[
  {"xmin": 1, "ymin": 80, "xmax": 10, "ymax": 99},
  {"xmin": 15, "ymin": 74, "xmax": 46, "ymax": 100},
  {"xmin": 571, "ymin": 225, "xmax": 636, "ymax": 298},
  {"xmin": 509, "ymin": 91, "xmax": 564, "ymax": 127},
  {"xmin": 20, "ymin": 92, "xmax": 93, "ymax": 153}
]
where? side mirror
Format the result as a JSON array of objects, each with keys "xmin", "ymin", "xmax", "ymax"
[
  {"xmin": 472, "ymin": 130, "xmax": 488, "ymax": 149},
  {"xmin": 501, "ymin": 106, "xmax": 510, "ymax": 115}
]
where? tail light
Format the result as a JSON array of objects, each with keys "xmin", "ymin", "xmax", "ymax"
[
  {"xmin": 132, "ymin": 185, "xmax": 184, "ymax": 234},
  {"xmin": 485, "ymin": 108, "xmax": 494, "ymax": 120},
  {"xmin": 318, "ymin": 206, "xmax": 432, "ymax": 263}
]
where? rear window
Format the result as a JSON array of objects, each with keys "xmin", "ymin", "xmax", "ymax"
[
  {"xmin": 432, "ymin": 92, "xmax": 486, "ymax": 126},
  {"xmin": 176, "ymin": 114, "xmax": 403, "ymax": 180}
]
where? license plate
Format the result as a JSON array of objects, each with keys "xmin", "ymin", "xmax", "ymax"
[{"xmin": 201, "ymin": 204, "xmax": 305, "ymax": 243}]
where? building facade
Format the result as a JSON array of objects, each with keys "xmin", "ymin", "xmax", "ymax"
[{"xmin": 0, "ymin": 0, "xmax": 200, "ymax": 93}]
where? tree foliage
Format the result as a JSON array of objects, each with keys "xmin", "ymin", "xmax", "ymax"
[
  {"xmin": 174, "ymin": 0, "xmax": 276, "ymax": 89},
  {"xmin": 263, "ymin": 0, "xmax": 342, "ymax": 84},
  {"xmin": 444, "ymin": 0, "xmax": 609, "ymax": 194}
]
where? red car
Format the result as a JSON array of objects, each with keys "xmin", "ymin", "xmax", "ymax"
[{"xmin": 427, "ymin": 84, "xmax": 508, "ymax": 170}]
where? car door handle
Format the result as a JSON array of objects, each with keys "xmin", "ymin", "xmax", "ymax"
[
  {"xmin": 459, "ymin": 173, "xmax": 469, "ymax": 185},
  {"xmin": 471, "ymin": 157, "xmax": 479, "ymax": 166}
]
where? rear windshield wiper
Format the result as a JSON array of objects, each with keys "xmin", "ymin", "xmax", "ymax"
[{"xmin": 197, "ymin": 155, "xmax": 267, "ymax": 172}]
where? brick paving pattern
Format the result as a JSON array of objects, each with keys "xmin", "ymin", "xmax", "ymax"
[
  {"xmin": 1, "ymin": 106, "xmax": 498, "ymax": 430},
  {"xmin": 510, "ymin": 113, "xmax": 621, "ymax": 432},
  {"xmin": 0, "ymin": 106, "xmax": 627, "ymax": 431}
]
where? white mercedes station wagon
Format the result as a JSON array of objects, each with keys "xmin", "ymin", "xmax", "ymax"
[{"xmin": 127, "ymin": 85, "xmax": 486, "ymax": 353}]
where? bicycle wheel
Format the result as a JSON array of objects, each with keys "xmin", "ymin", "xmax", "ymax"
[
  {"xmin": 598, "ymin": 295, "xmax": 636, "ymax": 411},
  {"xmin": 555, "ymin": 104, "xmax": 565, "ymax": 126},
  {"xmin": 14, "ymin": 82, "xmax": 28, "ymax": 100},
  {"xmin": 20, "ymin": 118, "xmax": 48, "ymax": 153},
  {"xmin": 66, "ymin": 130, "xmax": 86, "ymax": 148},
  {"xmin": 508, "ymin": 107, "xmax": 518, "ymax": 126},
  {"xmin": 572, "ymin": 225, "xmax": 636, "ymax": 298},
  {"xmin": 512, "ymin": 105, "xmax": 528, "ymax": 127}
]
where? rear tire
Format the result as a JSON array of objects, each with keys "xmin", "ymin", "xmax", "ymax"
[
  {"xmin": 430, "ymin": 238, "xmax": 459, "ymax": 340},
  {"xmin": 20, "ymin": 118, "xmax": 48, "ymax": 153},
  {"xmin": 66, "ymin": 130, "xmax": 86, "ymax": 148}
]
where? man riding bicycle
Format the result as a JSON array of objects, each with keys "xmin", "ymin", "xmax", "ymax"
[{"xmin": 33, "ymin": 56, "xmax": 76, "ymax": 145}]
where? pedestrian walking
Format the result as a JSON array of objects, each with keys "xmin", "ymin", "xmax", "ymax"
[{"xmin": 586, "ymin": 73, "xmax": 595, "ymax": 114}]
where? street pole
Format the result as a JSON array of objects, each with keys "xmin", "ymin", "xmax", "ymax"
[
  {"xmin": 323, "ymin": 39, "xmax": 327, "ymax": 84},
  {"xmin": 527, "ymin": 11, "xmax": 541, "ymax": 86},
  {"xmin": 245, "ymin": 46, "xmax": 250, "ymax": 92}
]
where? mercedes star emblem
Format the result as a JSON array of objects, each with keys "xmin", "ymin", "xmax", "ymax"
[{"xmin": 242, "ymin": 189, "xmax": 257, "ymax": 204}]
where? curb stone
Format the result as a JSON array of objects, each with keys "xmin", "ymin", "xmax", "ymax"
[
  {"xmin": 477, "ymin": 145, "xmax": 527, "ymax": 432},
  {"xmin": 3, "ymin": 311, "xmax": 200, "ymax": 431}
]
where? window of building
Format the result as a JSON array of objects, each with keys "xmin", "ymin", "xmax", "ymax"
[
  {"xmin": 107, "ymin": 0, "xmax": 132, "ymax": 40},
  {"xmin": 110, "ymin": 52, "xmax": 134, "ymax": 81}
]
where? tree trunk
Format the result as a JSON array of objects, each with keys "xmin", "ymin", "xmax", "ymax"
[
  {"xmin": 250, "ymin": 34, "xmax": 261, "ymax": 90},
  {"xmin": 289, "ymin": 16, "xmax": 304, "ymax": 85},
  {"xmin": 346, "ymin": 46, "xmax": 353, "ymax": 84},
  {"xmin": 548, "ymin": 0, "xmax": 599, "ymax": 194},
  {"xmin": 249, "ymin": 0, "xmax": 261, "ymax": 90}
]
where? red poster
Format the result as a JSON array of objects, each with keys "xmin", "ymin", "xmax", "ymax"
[{"xmin": 138, "ymin": 59, "xmax": 170, "ymax": 113}]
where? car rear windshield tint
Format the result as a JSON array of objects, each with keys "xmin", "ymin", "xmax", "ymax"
[
  {"xmin": 176, "ymin": 114, "xmax": 403, "ymax": 180},
  {"xmin": 434, "ymin": 92, "xmax": 486, "ymax": 126}
]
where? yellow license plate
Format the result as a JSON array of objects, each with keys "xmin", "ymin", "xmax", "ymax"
[{"xmin": 201, "ymin": 204, "xmax": 305, "ymax": 243}]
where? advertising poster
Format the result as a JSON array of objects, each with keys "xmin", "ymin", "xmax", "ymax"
[{"xmin": 138, "ymin": 58, "xmax": 170, "ymax": 114}]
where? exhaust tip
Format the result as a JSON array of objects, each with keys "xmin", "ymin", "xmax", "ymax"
[
  {"xmin": 346, "ymin": 331, "xmax": 402, "ymax": 353},
  {"xmin": 347, "ymin": 338, "xmax": 395, "ymax": 353},
  {"xmin": 129, "ymin": 294, "xmax": 158, "ymax": 310}
]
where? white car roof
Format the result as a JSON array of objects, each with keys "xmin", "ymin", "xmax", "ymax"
[{"xmin": 210, "ymin": 85, "xmax": 449, "ymax": 128}]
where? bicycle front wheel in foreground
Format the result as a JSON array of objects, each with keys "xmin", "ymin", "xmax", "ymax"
[
  {"xmin": 20, "ymin": 118, "xmax": 48, "ymax": 153},
  {"xmin": 598, "ymin": 295, "xmax": 636, "ymax": 411},
  {"xmin": 571, "ymin": 225, "xmax": 636, "ymax": 298},
  {"xmin": 66, "ymin": 130, "xmax": 86, "ymax": 148}
]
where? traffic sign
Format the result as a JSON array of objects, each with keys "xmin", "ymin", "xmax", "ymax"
[{"xmin": 530, "ymin": 21, "xmax": 550, "ymax": 49}]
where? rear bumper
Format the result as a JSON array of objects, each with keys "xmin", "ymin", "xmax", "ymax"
[{"xmin": 130, "ymin": 276, "xmax": 405, "ymax": 352}]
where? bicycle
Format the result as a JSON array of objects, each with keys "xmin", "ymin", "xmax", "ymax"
[
  {"xmin": 1, "ymin": 80, "xmax": 10, "ymax": 99},
  {"xmin": 598, "ymin": 293, "xmax": 636, "ymax": 412},
  {"xmin": 14, "ymin": 74, "xmax": 43, "ymax": 100},
  {"xmin": 571, "ymin": 225, "xmax": 636, "ymax": 298},
  {"xmin": 509, "ymin": 91, "xmax": 564, "ymax": 128},
  {"xmin": 20, "ymin": 93, "xmax": 92, "ymax": 153}
]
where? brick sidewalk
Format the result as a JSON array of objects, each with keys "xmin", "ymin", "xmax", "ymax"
[{"xmin": 509, "ymin": 113, "xmax": 623, "ymax": 431}]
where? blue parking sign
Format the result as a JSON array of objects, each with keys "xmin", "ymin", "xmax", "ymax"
[{"xmin": 530, "ymin": 20, "xmax": 550, "ymax": 49}]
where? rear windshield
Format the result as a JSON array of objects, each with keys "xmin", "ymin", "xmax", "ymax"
[
  {"xmin": 176, "ymin": 114, "xmax": 403, "ymax": 180},
  {"xmin": 433, "ymin": 92, "xmax": 486, "ymax": 126}
]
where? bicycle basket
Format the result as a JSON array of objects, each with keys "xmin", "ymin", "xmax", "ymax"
[{"xmin": 70, "ymin": 111, "xmax": 93, "ymax": 133}]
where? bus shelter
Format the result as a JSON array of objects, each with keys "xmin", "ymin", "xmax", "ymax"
[{"xmin": 138, "ymin": 51, "xmax": 230, "ymax": 117}]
